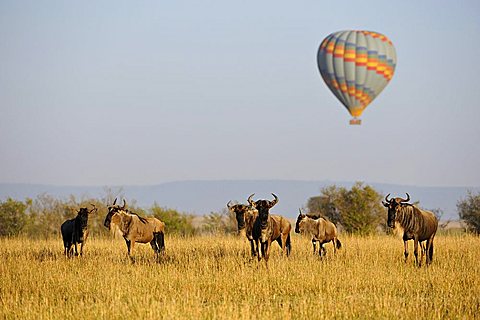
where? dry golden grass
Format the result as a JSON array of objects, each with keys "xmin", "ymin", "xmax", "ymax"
[{"xmin": 1, "ymin": 234, "xmax": 479, "ymax": 319}]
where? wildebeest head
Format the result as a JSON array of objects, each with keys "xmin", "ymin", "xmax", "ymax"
[
  {"xmin": 76, "ymin": 204, "xmax": 96, "ymax": 230},
  {"xmin": 247, "ymin": 193, "xmax": 278, "ymax": 225},
  {"xmin": 226, "ymin": 201, "xmax": 252, "ymax": 231},
  {"xmin": 104, "ymin": 198, "xmax": 126, "ymax": 229},
  {"xmin": 77, "ymin": 207, "xmax": 89, "ymax": 230},
  {"xmin": 382, "ymin": 193, "xmax": 410, "ymax": 228},
  {"xmin": 295, "ymin": 209, "xmax": 306, "ymax": 233}
]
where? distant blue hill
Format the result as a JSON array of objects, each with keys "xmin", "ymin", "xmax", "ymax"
[{"xmin": 0, "ymin": 180, "xmax": 478, "ymax": 220}]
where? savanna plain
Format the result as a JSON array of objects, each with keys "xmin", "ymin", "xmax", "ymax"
[{"xmin": 1, "ymin": 234, "xmax": 479, "ymax": 319}]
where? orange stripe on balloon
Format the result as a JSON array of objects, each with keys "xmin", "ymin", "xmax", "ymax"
[
  {"xmin": 348, "ymin": 86, "xmax": 356, "ymax": 96},
  {"xmin": 326, "ymin": 42, "xmax": 335, "ymax": 54},
  {"xmin": 344, "ymin": 51, "xmax": 356, "ymax": 62},
  {"xmin": 334, "ymin": 45, "xmax": 345, "ymax": 58}
]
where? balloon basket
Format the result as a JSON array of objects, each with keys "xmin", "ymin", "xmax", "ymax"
[{"xmin": 349, "ymin": 118, "xmax": 361, "ymax": 125}]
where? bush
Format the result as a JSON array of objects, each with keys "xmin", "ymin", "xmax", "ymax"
[
  {"xmin": 202, "ymin": 209, "xmax": 237, "ymax": 235},
  {"xmin": 0, "ymin": 198, "xmax": 28, "ymax": 236},
  {"xmin": 150, "ymin": 203, "xmax": 196, "ymax": 236},
  {"xmin": 457, "ymin": 191, "xmax": 480, "ymax": 234},
  {"xmin": 307, "ymin": 182, "xmax": 385, "ymax": 235}
]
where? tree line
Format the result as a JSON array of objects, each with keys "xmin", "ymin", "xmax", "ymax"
[
  {"xmin": 306, "ymin": 182, "xmax": 480, "ymax": 234},
  {"xmin": 0, "ymin": 193, "xmax": 236, "ymax": 238},
  {"xmin": 1, "ymin": 183, "xmax": 479, "ymax": 238}
]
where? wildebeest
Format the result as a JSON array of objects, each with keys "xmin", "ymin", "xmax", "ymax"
[
  {"xmin": 227, "ymin": 201, "xmax": 258, "ymax": 256},
  {"xmin": 295, "ymin": 209, "xmax": 341, "ymax": 257},
  {"xmin": 383, "ymin": 193, "xmax": 438, "ymax": 266},
  {"xmin": 248, "ymin": 193, "xmax": 291, "ymax": 264},
  {"xmin": 61, "ymin": 204, "xmax": 97, "ymax": 257},
  {"xmin": 104, "ymin": 199, "xmax": 165, "ymax": 261}
]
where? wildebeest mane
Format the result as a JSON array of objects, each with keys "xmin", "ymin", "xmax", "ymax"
[
  {"xmin": 126, "ymin": 210, "xmax": 148, "ymax": 224},
  {"xmin": 396, "ymin": 204, "xmax": 437, "ymax": 240}
]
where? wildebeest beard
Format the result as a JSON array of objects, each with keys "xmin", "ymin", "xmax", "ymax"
[
  {"xmin": 236, "ymin": 217, "xmax": 246, "ymax": 230},
  {"xmin": 104, "ymin": 210, "xmax": 115, "ymax": 229},
  {"xmin": 259, "ymin": 211, "xmax": 269, "ymax": 229},
  {"xmin": 77, "ymin": 212, "xmax": 89, "ymax": 240}
]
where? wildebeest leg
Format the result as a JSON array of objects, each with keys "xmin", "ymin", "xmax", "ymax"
[
  {"xmin": 80, "ymin": 241, "xmax": 86, "ymax": 256},
  {"xmin": 281, "ymin": 234, "xmax": 291, "ymax": 256},
  {"xmin": 312, "ymin": 240, "xmax": 316, "ymax": 254},
  {"xmin": 275, "ymin": 237, "xmax": 283, "ymax": 250},
  {"xmin": 65, "ymin": 243, "xmax": 72, "ymax": 258},
  {"xmin": 249, "ymin": 239, "xmax": 257, "ymax": 257},
  {"xmin": 156, "ymin": 232, "xmax": 165, "ymax": 254},
  {"xmin": 124, "ymin": 238, "xmax": 135, "ymax": 261},
  {"xmin": 129, "ymin": 241, "xmax": 136, "ymax": 260},
  {"xmin": 419, "ymin": 242, "xmax": 426, "ymax": 266},
  {"xmin": 332, "ymin": 239, "xmax": 337, "ymax": 254},
  {"xmin": 403, "ymin": 238, "xmax": 409, "ymax": 263},
  {"xmin": 264, "ymin": 240, "xmax": 272, "ymax": 267},
  {"xmin": 260, "ymin": 242, "xmax": 266, "ymax": 261},
  {"xmin": 426, "ymin": 236, "xmax": 435, "ymax": 265},
  {"xmin": 255, "ymin": 240, "xmax": 261, "ymax": 261},
  {"xmin": 428, "ymin": 241, "xmax": 434, "ymax": 265},
  {"xmin": 319, "ymin": 244, "xmax": 325, "ymax": 258},
  {"xmin": 63, "ymin": 241, "xmax": 69, "ymax": 257},
  {"xmin": 150, "ymin": 238, "xmax": 160, "ymax": 261},
  {"xmin": 125, "ymin": 239, "xmax": 131, "ymax": 254},
  {"xmin": 285, "ymin": 234, "xmax": 291, "ymax": 257},
  {"xmin": 80, "ymin": 231, "xmax": 89, "ymax": 256},
  {"xmin": 74, "ymin": 242, "xmax": 79, "ymax": 256},
  {"xmin": 150, "ymin": 239, "xmax": 159, "ymax": 253},
  {"xmin": 280, "ymin": 234, "xmax": 289, "ymax": 256},
  {"xmin": 413, "ymin": 237, "xmax": 420, "ymax": 266}
]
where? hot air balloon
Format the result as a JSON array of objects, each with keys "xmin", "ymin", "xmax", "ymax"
[{"xmin": 317, "ymin": 30, "xmax": 397, "ymax": 125}]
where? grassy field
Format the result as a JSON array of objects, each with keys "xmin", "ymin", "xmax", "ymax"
[{"xmin": 1, "ymin": 234, "xmax": 479, "ymax": 319}]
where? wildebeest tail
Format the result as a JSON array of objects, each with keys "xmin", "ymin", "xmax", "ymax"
[{"xmin": 336, "ymin": 238, "xmax": 342, "ymax": 249}]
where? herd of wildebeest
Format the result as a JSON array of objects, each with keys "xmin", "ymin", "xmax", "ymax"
[{"xmin": 61, "ymin": 193, "xmax": 439, "ymax": 267}]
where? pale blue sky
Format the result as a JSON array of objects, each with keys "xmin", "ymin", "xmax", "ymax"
[{"xmin": 1, "ymin": 1, "xmax": 479, "ymax": 187}]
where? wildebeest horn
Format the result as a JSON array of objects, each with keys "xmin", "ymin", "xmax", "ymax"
[
  {"xmin": 89, "ymin": 203, "xmax": 97, "ymax": 213},
  {"xmin": 384, "ymin": 193, "xmax": 391, "ymax": 203},
  {"xmin": 269, "ymin": 193, "xmax": 278, "ymax": 207},
  {"xmin": 382, "ymin": 194, "xmax": 391, "ymax": 207},
  {"xmin": 113, "ymin": 198, "xmax": 117, "ymax": 206},
  {"xmin": 400, "ymin": 193, "xmax": 410, "ymax": 203},
  {"xmin": 247, "ymin": 194, "xmax": 255, "ymax": 206},
  {"xmin": 227, "ymin": 200, "xmax": 233, "ymax": 209},
  {"xmin": 121, "ymin": 199, "xmax": 127, "ymax": 209}
]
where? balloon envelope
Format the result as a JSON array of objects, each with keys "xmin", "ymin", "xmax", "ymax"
[{"xmin": 317, "ymin": 30, "xmax": 397, "ymax": 123}]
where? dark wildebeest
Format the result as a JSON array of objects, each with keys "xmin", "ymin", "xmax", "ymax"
[
  {"xmin": 61, "ymin": 204, "xmax": 97, "ymax": 257},
  {"xmin": 104, "ymin": 199, "xmax": 165, "ymax": 261},
  {"xmin": 383, "ymin": 193, "xmax": 438, "ymax": 266},
  {"xmin": 295, "ymin": 209, "xmax": 341, "ymax": 257},
  {"xmin": 248, "ymin": 193, "xmax": 291, "ymax": 265},
  {"xmin": 227, "ymin": 201, "xmax": 258, "ymax": 256}
]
